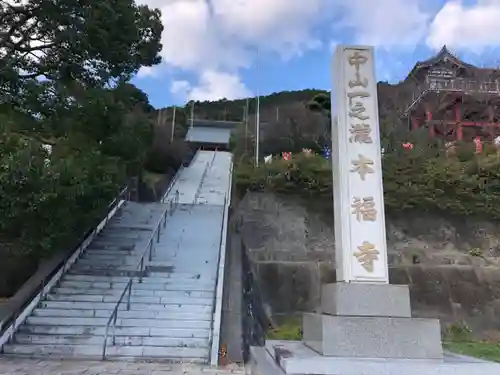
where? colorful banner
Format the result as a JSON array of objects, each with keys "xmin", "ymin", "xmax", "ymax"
[
  {"xmin": 323, "ymin": 145, "xmax": 331, "ymax": 159},
  {"xmin": 474, "ymin": 137, "xmax": 482, "ymax": 154},
  {"xmin": 402, "ymin": 142, "xmax": 414, "ymax": 150}
]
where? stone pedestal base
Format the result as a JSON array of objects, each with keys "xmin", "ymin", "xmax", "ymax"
[
  {"xmin": 320, "ymin": 283, "xmax": 411, "ymax": 317},
  {"xmin": 303, "ymin": 313, "xmax": 443, "ymax": 359},
  {"xmin": 303, "ymin": 283, "xmax": 443, "ymax": 360}
]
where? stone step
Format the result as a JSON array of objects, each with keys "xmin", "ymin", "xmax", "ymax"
[
  {"xmin": 45, "ymin": 293, "xmax": 213, "ymax": 305},
  {"xmin": 71, "ymin": 264, "xmax": 142, "ymax": 272},
  {"xmin": 13, "ymin": 334, "xmax": 209, "ymax": 348},
  {"xmin": 147, "ymin": 271, "xmax": 216, "ymax": 280},
  {"xmin": 58, "ymin": 279, "xmax": 215, "ymax": 292},
  {"xmin": 32, "ymin": 308, "xmax": 211, "ymax": 321},
  {"xmin": 88, "ymin": 243, "xmax": 137, "ymax": 250},
  {"xmin": 67, "ymin": 269, "xmax": 142, "ymax": 277},
  {"xmin": 64, "ymin": 274, "xmax": 215, "ymax": 283},
  {"xmin": 75, "ymin": 258, "xmax": 158, "ymax": 267},
  {"xmin": 3, "ymin": 344, "xmax": 208, "ymax": 361},
  {"xmin": 53, "ymin": 287, "xmax": 214, "ymax": 298},
  {"xmin": 150, "ymin": 253, "xmax": 220, "ymax": 261},
  {"xmin": 81, "ymin": 253, "xmax": 137, "ymax": 261},
  {"xmin": 39, "ymin": 301, "xmax": 212, "ymax": 314},
  {"xmin": 19, "ymin": 324, "xmax": 210, "ymax": 338},
  {"xmin": 79, "ymin": 254, "xmax": 138, "ymax": 261},
  {"xmin": 99, "ymin": 233, "xmax": 142, "ymax": 239},
  {"xmin": 26, "ymin": 316, "xmax": 211, "ymax": 329},
  {"xmin": 111, "ymin": 222, "xmax": 157, "ymax": 228},
  {"xmin": 75, "ymin": 256, "xmax": 150, "ymax": 265},
  {"xmin": 93, "ymin": 236, "xmax": 142, "ymax": 243}
]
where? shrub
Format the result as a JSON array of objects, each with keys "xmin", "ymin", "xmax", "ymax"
[
  {"xmin": 234, "ymin": 148, "xmax": 500, "ymax": 220},
  {"xmin": 445, "ymin": 321, "xmax": 473, "ymax": 342},
  {"xmin": 144, "ymin": 141, "xmax": 189, "ymax": 174},
  {"xmin": 0, "ymin": 132, "xmax": 125, "ymax": 296}
]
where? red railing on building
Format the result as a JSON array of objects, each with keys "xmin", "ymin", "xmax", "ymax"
[{"xmin": 404, "ymin": 77, "xmax": 500, "ymax": 115}]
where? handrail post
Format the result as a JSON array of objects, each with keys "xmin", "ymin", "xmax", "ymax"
[
  {"xmin": 139, "ymin": 257, "xmax": 145, "ymax": 283},
  {"xmin": 112, "ymin": 312, "xmax": 118, "ymax": 345},
  {"xmin": 102, "ymin": 326, "xmax": 109, "ymax": 360},
  {"xmin": 127, "ymin": 281, "xmax": 132, "ymax": 310},
  {"xmin": 157, "ymin": 227, "xmax": 160, "ymax": 243}
]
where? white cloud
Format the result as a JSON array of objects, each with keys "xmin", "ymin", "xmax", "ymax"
[
  {"xmin": 136, "ymin": 0, "xmax": 500, "ymax": 102},
  {"xmin": 211, "ymin": 0, "xmax": 325, "ymax": 58},
  {"xmin": 426, "ymin": 1, "xmax": 500, "ymax": 52},
  {"xmin": 171, "ymin": 71, "xmax": 252, "ymax": 101},
  {"xmin": 136, "ymin": 66, "xmax": 158, "ymax": 78},
  {"xmin": 331, "ymin": 0, "xmax": 431, "ymax": 48},
  {"xmin": 170, "ymin": 80, "xmax": 191, "ymax": 96},
  {"xmin": 136, "ymin": 0, "xmax": 327, "ymax": 100},
  {"xmin": 141, "ymin": 0, "xmax": 327, "ymax": 72}
]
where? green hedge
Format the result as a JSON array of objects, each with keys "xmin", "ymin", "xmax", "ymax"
[
  {"xmin": 234, "ymin": 148, "xmax": 500, "ymax": 219},
  {"xmin": 0, "ymin": 132, "xmax": 125, "ymax": 296}
]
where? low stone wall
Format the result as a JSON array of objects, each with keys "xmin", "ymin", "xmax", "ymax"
[{"xmin": 235, "ymin": 191, "xmax": 500, "ymax": 337}]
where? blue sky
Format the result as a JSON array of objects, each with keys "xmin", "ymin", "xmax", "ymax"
[{"xmin": 133, "ymin": 0, "xmax": 500, "ymax": 109}]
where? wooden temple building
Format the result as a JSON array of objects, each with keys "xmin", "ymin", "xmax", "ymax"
[{"xmin": 402, "ymin": 46, "xmax": 500, "ymax": 141}]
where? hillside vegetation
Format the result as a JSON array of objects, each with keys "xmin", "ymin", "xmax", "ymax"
[
  {"xmin": 156, "ymin": 83, "xmax": 500, "ymax": 221},
  {"xmin": 228, "ymin": 84, "xmax": 500, "ymax": 220}
]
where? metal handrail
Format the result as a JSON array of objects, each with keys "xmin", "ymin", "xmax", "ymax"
[
  {"xmin": 101, "ymin": 204, "xmax": 169, "ymax": 359},
  {"xmin": 168, "ymin": 189, "xmax": 180, "ymax": 215},
  {"xmin": 209, "ymin": 193, "xmax": 228, "ymax": 364},
  {"xmin": 194, "ymin": 162, "xmax": 210, "ymax": 201},
  {"xmin": 162, "ymin": 166, "xmax": 184, "ymax": 202}
]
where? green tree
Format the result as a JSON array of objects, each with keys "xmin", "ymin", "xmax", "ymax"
[
  {"xmin": 0, "ymin": 0, "xmax": 163, "ymax": 296},
  {"xmin": 1, "ymin": 0, "xmax": 162, "ymax": 86}
]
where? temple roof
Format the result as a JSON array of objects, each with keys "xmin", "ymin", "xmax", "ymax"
[{"xmin": 407, "ymin": 45, "xmax": 478, "ymax": 79}]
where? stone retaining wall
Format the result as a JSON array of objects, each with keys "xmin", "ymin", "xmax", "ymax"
[{"xmin": 235, "ymin": 192, "xmax": 500, "ymax": 337}]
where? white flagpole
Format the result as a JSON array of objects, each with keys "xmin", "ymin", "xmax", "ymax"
[
  {"xmin": 255, "ymin": 49, "xmax": 261, "ymax": 167},
  {"xmin": 190, "ymin": 101, "xmax": 194, "ymax": 129},
  {"xmin": 171, "ymin": 106, "xmax": 176, "ymax": 143},
  {"xmin": 244, "ymin": 98, "xmax": 249, "ymax": 154}
]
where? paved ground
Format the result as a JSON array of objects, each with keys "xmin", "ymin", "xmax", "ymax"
[{"xmin": 0, "ymin": 358, "xmax": 247, "ymax": 375}]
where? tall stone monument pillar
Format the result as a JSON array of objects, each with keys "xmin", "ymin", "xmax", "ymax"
[
  {"xmin": 302, "ymin": 45, "xmax": 443, "ymax": 359},
  {"xmin": 330, "ymin": 45, "xmax": 388, "ymax": 284}
]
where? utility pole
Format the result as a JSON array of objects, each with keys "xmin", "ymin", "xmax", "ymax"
[
  {"xmin": 171, "ymin": 106, "xmax": 176, "ymax": 143},
  {"xmin": 244, "ymin": 98, "xmax": 249, "ymax": 154},
  {"xmin": 190, "ymin": 101, "xmax": 194, "ymax": 129},
  {"xmin": 255, "ymin": 49, "xmax": 261, "ymax": 167},
  {"xmin": 157, "ymin": 108, "xmax": 162, "ymax": 127},
  {"xmin": 276, "ymin": 106, "xmax": 279, "ymax": 122}
]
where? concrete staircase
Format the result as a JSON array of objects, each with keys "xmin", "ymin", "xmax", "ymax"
[
  {"xmin": 1, "ymin": 151, "xmax": 232, "ymax": 364},
  {"xmin": 1, "ymin": 202, "xmax": 211, "ymax": 361}
]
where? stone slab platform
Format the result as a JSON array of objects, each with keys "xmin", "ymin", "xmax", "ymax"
[
  {"xmin": 248, "ymin": 341, "xmax": 500, "ymax": 375},
  {"xmin": 303, "ymin": 313, "xmax": 442, "ymax": 359}
]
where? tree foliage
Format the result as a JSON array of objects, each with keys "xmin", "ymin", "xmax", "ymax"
[
  {"xmin": 0, "ymin": 0, "xmax": 163, "ymax": 296},
  {"xmin": 0, "ymin": 0, "xmax": 162, "ymax": 86},
  {"xmin": 229, "ymin": 79, "xmax": 500, "ymax": 220}
]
